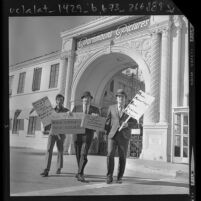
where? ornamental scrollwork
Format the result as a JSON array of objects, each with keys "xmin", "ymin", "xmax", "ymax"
[{"xmin": 73, "ymin": 52, "xmax": 93, "ymax": 75}]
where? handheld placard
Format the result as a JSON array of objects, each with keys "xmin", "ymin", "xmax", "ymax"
[{"xmin": 118, "ymin": 90, "xmax": 155, "ymax": 132}]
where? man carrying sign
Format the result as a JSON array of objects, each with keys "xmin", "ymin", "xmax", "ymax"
[
  {"xmin": 105, "ymin": 89, "xmax": 137, "ymax": 184},
  {"xmin": 40, "ymin": 94, "xmax": 69, "ymax": 177},
  {"xmin": 72, "ymin": 91, "xmax": 100, "ymax": 182}
]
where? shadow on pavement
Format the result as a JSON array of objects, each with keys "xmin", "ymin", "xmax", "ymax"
[
  {"xmin": 134, "ymin": 180, "xmax": 189, "ymax": 188},
  {"xmin": 45, "ymin": 172, "xmax": 188, "ymax": 188}
]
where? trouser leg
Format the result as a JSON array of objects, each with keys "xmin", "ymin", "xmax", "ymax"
[
  {"xmin": 78, "ymin": 133, "xmax": 94, "ymax": 175},
  {"xmin": 117, "ymin": 137, "xmax": 129, "ymax": 179},
  {"xmin": 56, "ymin": 134, "xmax": 66, "ymax": 170},
  {"xmin": 73, "ymin": 134, "xmax": 82, "ymax": 169},
  {"xmin": 44, "ymin": 135, "xmax": 56, "ymax": 171},
  {"xmin": 106, "ymin": 138, "xmax": 117, "ymax": 178}
]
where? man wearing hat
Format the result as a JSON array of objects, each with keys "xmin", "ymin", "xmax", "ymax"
[
  {"xmin": 72, "ymin": 91, "xmax": 100, "ymax": 182},
  {"xmin": 105, "ymin": 89, "xmax": 137, "ymax": 184},
  {"xmin": 40, "ymin": 94, "xmax": 69, "ymax": 177}
]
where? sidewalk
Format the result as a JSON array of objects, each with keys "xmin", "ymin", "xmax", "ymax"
[
  {"xmin": 126, "ymin": 158, "xmax": 189, "ymax": 179},
  {"xmin": 11, "ymin": 147, "xmax": 189, "ymax": 179}
]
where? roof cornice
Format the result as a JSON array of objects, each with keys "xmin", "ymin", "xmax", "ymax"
[{"xmin": 9, "ymin": 51, "xmax": 61, "ymax": 72}]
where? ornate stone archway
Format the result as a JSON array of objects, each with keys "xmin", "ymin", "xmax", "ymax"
[{"xmin": 60, "ymin": 16, "xmax": 174, "ymax": 161}]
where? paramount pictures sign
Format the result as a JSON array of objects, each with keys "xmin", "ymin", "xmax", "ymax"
[{"xmin": 77, "ymin": 17, "xmax": 150, "ymax": 49}]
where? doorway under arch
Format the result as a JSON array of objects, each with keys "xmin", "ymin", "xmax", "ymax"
[{"xmin": 71, "ymin": 52, "xmax": 149, "ymax": 108}]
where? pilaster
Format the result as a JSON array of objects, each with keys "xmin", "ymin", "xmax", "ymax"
[
  {"xmin": 171, "ymin": 15, "xmax": 182, "ymax": 108},
  {"xmin": 60, "ymin": 38, "xmax": 76, "ymax": 109},
  {"xmin": 159, "ymin": 25, "xmax": 171, "ymax": 124},
  {"xmin": 59, "ymin": 55, "xmax": 68, "ymax": 95},
  {"xmin": 143, "ymin": 31, "xmax": 161, "ymax": 124}
]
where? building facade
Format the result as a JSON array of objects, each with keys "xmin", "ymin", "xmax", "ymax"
[{"xmin": 9, "ymin": 15, "xmax": 189, "ymax": 163}]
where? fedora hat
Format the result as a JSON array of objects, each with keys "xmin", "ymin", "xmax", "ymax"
[
  {"xmin": 116, "ymin": 89, "xmax": 127, "ymax": 98},
  {"xmin": 81, "ymin": 91, "xmax": 93, "ymax": 99}
]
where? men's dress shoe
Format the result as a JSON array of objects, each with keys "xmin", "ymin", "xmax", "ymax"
[
  {"xmin": 106, "ymin": 177, "xmax": 113, "ymax": 184},
  {"xmin": 56, "ymin": 169, "xmax": 61, "ymax": 174},
  {"xmin": 77, "ymin": 174, "xmax": 86, "ymax": 182},
  {"xmin": 116, "ymin": 178, "xmax": 123, "ymax": 184},
  {"xmin": 40, "ymin": 171, "xmax": 49, "ymax": 177}
]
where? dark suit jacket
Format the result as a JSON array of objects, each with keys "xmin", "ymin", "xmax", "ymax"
[
  {"xmin": 72, "ymin": 105, "xmax": 100, "ymax": 134},
  {"xmin": 105, "ymin": 104, "xmax": 137, "ymax": 140}
]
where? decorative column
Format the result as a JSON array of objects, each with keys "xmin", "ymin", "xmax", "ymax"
[
  {"xmin": 159, "ymin": 26, "xmax": 171, "ymax": 124},
  {"xmin": 62, "ymin": 50, "xmax": 76, "ymax": 155},
  {"xmin": 183, "ymin": 19, "xmax": 189, "ymax": 107},
  {"xmin": 172, "ymin": 15, "xmax": 182, "ymax": 108},
  {"xmin": 143, "ymin": 31, "xmax": 161, "ymax": 124},
  {"xmin": 64, "ymin": 50, "xmax": 75, "ymax": 109},
  {"xmin": 140, "ymin": 30, "xmax": 163, "ymax": 161},
  {"xmin": 60, "ymin": 38, "xmax": 76, "ymax": 109},
  {"xmin": 60, "ymin": 38, "xmax": 76, "ymax": 155},
  {"xmin": 59, "ymin": 55, "xmax": 68, "ymax": 95},
  {"xmin": 141, "ymin": 22, "xmax": 171, "ymax": 162}
]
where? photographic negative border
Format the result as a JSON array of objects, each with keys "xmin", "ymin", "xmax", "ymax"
[{"xmin": 3, "ymin": 0, "xmax": 197, "ymax": 201}]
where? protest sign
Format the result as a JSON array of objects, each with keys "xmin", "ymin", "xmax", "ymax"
[
  {"xmin": 51, "ymin": 112, "xmax": 85, "ymax": 134},
  {"xmin": 124, "ymin": 90, "xmax": 155, "ymax": 120},
  {"xmin": 51, "ymin": 119, "xmax": 85, "ymax": 134},
  {"xmin": 119, "ymin": 90, "xmax": 155, "ymax": 131},
  {"xmin": 51, "ymin": 111, "xmax": 68, "ymax": 120},
  {"xmin": 32, "ymin": 96, "xmax": 54, "ymax": 127},
  {"xmin": 81, "ymin": 114, "xmax": 106, "ymax": 131}
]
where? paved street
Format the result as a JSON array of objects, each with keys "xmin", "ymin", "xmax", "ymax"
[{"xmin": 10, "ymin": 147, "xmax": 189, "ymax": 196}]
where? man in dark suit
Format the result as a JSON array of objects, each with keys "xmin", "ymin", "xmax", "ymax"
[
  {"xmin": 72, "ymin": 91, "xmax": 100, "ymax": 182},
  {"xmin": 105, "ymin": 89, "xmax": 136, "ymax": 184},
  {"xmin": 40, "ymin": 94, "xmax": 69, "ymax": 177}
]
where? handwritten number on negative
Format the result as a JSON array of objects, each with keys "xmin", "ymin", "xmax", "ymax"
[{"xmin": 101, "ymin": 4, "xmax": 107, "ymax": 13}]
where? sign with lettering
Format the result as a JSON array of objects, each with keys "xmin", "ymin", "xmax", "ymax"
[
  {"xmin": 51, "ymin": 119, "xmax": 85, "ymax": 134},
  {"xmin": 124, "ymin": 90, "xmax": 155, "ymax": 120},
  {"xmin": 32, "ymin": 96, "xmax": 54, "ymax": 127},
  {"xmin": 77, "ymin": 18, "xmax": 150, "ymax": 49},
  {"xmin": 51, "ymin": 111, "xmax": 68, "ymax": 120},
  {"xmin": 81, "ymin": 114, "xmax": 106, "ymax": 131},
  {"xmin": 131, "ymin": 129, "xmax": 141, "ymax": 135}
]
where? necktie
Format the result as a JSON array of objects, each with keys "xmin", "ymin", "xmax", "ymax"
[
  {"xmin": 83, "ymin": 105, "xmax": 87, "ymax": 114},
  {"xmin": 119, "ymin": 105, "xmax": 123, "ymax": 117}
]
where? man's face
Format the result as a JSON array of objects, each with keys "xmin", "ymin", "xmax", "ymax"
[
  {"xmin": 56, "ymin": 97, "xmax": 64, "ymax": 107},
  {"xmin": 116, "ymin": 95, "xmax": 126, "ymax": 106},
  {"xmin": 82, "ymin": 96, "xmax": 91, "ymax": 105}
]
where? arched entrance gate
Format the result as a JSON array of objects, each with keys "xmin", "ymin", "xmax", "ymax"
[{"xmin": 71, "ymin": 50, "xmax": 149, "ymax": 157}]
